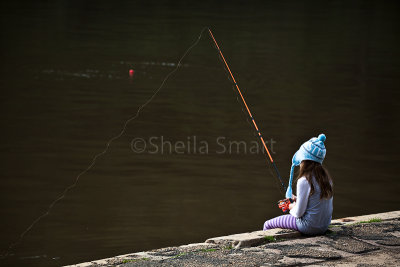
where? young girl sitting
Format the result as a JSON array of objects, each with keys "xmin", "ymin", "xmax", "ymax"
[{"xmin": 263, "ymin": 134, "xmax": 333, "ymax": 235}]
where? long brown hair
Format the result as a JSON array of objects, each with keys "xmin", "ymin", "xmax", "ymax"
[{"xmin": 297, "ymin": 160, "xmax": 333, "ymax": 199}]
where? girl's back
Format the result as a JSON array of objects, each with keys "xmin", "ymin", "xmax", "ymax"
[{"xmin": 294, "ymin": 176, "xmax": 333, "ymax": 235}]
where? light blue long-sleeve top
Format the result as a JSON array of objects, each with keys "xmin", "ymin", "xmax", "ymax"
[{"xmin": 290, "ymin": 176, "xmax": 333, "ymax": 235}]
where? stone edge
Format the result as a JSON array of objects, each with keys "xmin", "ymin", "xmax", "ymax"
[{"xmin": 64, "ymin": 210, "xmax": 400, "ymax": 267}]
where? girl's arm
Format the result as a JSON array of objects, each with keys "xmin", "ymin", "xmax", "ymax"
[{"xmin": 289, "ymin": 177, "xmax": 311, "ymax": 218}]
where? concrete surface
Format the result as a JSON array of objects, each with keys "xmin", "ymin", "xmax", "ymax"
[{"xmin": 65, "ymin": 210, "xmax": 400, "ymax": 267}]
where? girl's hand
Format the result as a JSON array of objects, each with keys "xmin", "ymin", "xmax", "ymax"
[
  {"xmin": 289, "ymin": 202, "xmax": 296, "ymax": 210},
  {"xmin": 292, "ymin": 195, "xmax": 297, "ymax": 202}
]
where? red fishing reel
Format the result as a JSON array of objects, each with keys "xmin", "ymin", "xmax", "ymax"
[{"xmin": 278, "ymin": 198, "xmax": 293, "ymax": 213}]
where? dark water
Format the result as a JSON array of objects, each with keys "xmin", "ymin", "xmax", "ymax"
[{"xmin": 1, "ymin": 1, "xmax": 399, "ymax": 266}]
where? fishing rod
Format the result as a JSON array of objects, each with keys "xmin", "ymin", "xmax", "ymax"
[{"xmin": 207, "ymin": 28, "xmax": 287, "ymax": 195}]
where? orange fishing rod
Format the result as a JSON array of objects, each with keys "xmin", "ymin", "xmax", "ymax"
[{"xmin": 208, "ymin": 28, "xmax": 286, "ymax": 192}]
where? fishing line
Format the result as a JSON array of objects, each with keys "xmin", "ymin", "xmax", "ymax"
[
  {"xmin": 2, "ymin": 27, "xmax": 286, "ymax": 259},
  {"xmin": 1, "ymin": 27, "xmax": 208, "ymax": 259}
]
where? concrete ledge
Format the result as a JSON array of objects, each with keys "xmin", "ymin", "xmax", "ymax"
[
  {"xmin": 64, "ymin": 243, "xmax": 217, "ymax": 267},
  {"xmin": 64, "ymin": 210, "xmax": 400, "ymax": 267},
  {"xmin": 205, "ymin": 228, "xmax": 301, "ymax": 249},
  {"xmin": 330, "ymin": 210, "xmax": 400, "ymax": 225},
  {"xmin": 205, "ymin": 210, "xmax": 400, "ymax": 250}
]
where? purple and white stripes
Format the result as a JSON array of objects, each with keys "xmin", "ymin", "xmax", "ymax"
[{"xmin": 263, "ymin": 214, "xmax": 298, "ymax": 231}]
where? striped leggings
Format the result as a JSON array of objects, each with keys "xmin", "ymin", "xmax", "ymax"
[{"xmin": 263, "ymin": 214, "xmax": 298, "ymax": 231}]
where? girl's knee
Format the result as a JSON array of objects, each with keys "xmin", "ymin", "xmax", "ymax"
[{"xmin": 263, "ymin": 220, "xmax": 270, "ymax": 231}]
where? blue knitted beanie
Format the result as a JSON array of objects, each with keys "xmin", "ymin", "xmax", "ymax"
[{"xmin": 285, "ymin": 133, "xmax": 327, "ymax": 198}]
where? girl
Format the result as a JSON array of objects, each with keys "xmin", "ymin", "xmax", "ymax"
[{"xmin": 263, "ymin": 134, "xmax": 333, "ymax": 235}]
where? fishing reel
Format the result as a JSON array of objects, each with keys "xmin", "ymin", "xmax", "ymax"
[{"xmin": 277, "ymin": 198, "xmax": 293, "ymax": 213}]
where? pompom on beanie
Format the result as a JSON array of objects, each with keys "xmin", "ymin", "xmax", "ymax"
[{"xmin": 285, "ymin": 133, "xmax": 327, "ymax": 198}]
